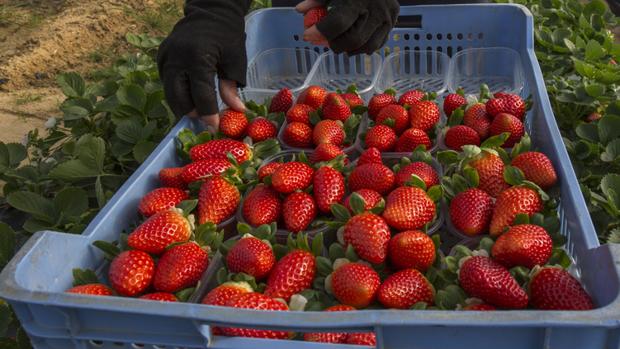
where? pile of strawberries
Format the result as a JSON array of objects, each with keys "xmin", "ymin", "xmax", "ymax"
[
  {"xmin": 361, "ymin": 89, "xmax": 441, "ymax": 153},
  {"xmin": 64, "ymin": 82, "xmax": 594, "ymax": 345}
]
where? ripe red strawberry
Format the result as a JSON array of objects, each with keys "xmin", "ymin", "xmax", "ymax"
[
  {"xmin": 190, "ymin": 139, "xmax": 251, "ymax": 163},
  {"xmin": 382, "ymin": 186, "xmax": 436, "ymax": 231},
  {"xmin": 128, "ymin": 209, "xmax": 192, "ymax": 254},
  {"xmin": 264, "ymin": 249, "xmax": 316, "ymax": 301},
  {"xmin": 258, "ymin": 162, "xmax": 282, "ymax": 181},
  {"xmin": 529, "ymin": 267, "xmax": 594, "ymax": 310},
  {"xmin": 491, "ymin": 224, "xmax": 552, "ymax": 268},
  {"xmin": 398, "ymin": 89, "xmax": 424, "ymax": 107},
  {"xmin": 221, "ymin": 292, "xmax": 290, "ymax": 339},
  {"xmin": 490, "ymin": 93, "xmax": 526, "ymax": 120},
  {"xmin": 489, "ymin": 113, "xmax": 524, "ymax": 148},
  {"xmin": 468, "ymin": 151, "xmax": 509, "ymax": 197},
  {"xmin": 201, "ymin": 281, "xmax": 252, "ymax": 306},
  {"xmin": 269, "ymin": 88, "xmax": 293, "ymax": 113},
  {"xmin": 395, "ymin": 162, "xmax": 439, "ymax": 188},
  {"xmin": 409, "ymin": 100, "xmax": 440, "ymax": 132},
  {"xmin": 226, "ymin": 236, "xmax": 276, "ymax": 280},
  {"xmin": 282, "ymin": 192, "xmax": 317, "ymax": 232},
  {"xmin": 247, "ymin": 117, "xmax": 277, "ymax": 142},
  {"xmin": 303, "ymin": 6, "xmax": 327, "ymax": 28},
  {"xmin": 159, "ymin": 167, "xmax": 185, "ymax": 189},
  {"xmin": 153, "ymin": 242, "xmax": 209, "ymax": 293},
  {"xmin": 109, "ymin": 250, "xmax": 155, "ymax": 296},
  {"xmin": 343, "ymin": 189, "xmax": 383, "ymax": 213},
  {"xmin": 282, "ymin": 122, "xmax": 313, "ymax": 148},
  {"xmin": 322, "ymin": 93, "xmax": 352, "ymax": 121},
  {"xmin": 242, "ymin": 185, "xmax": 281, "ymax": 227},
  {"xmin": 66, "ymin": 283, "xmax": 113, "ymax": 296},
  {"xmin": 138, "ymin": 187, "xmax": 188, "ymax": 217},
  {"xmin": 340, "ymin": 93, "xmax": 364, "ymax": 108},
  {"xmin": 357, "ymin": 147, "xmax": 382, "ymax": 166},
  {"xmin": 286, "ymin": 104, "xmax": 314, "ymax": 124},
  {"xmin": 298, "ymin": 85, "xmax": 327, "ymax": 109},
  {"xmin": 331, "ymin": 262, "xmax": 380, "ymax": 308},
  {"xmin": 464, "ymin": 103, "xmax": 492, "ymax": 139},
  {"xmin": 220, "ymin": 109, "xmax": 248, "ymax": 139},
  {"xmin": 313, "ymin": 166, "xmax": 345, "ymax": 213},
  {"xmin": 343, "ymin": 212, "xmax": 391, "ymax": 264},
  {"xmin": 445, "ymin": 125, "xmax": 481, "ymax": 150},
  {"xmin": 368, "ymin": 93, "xmax": 397, "ymax": 119},
  {"xmin": 458, "ymin": 255, "xmax": 528, "ymax": 309},
  {"xmin": 310, "ymin": 143, "xmax": 345, "ymax": 163},
  {"xmin": 180, "ymin": 159, "xmax": 234, "ymax": 184},
  {"xmin": 140, "ymin": 292, "xmax": 178, "ymax": 302},
  {"xmin": 346, "ymin": 333, "xmax": 376, "ymax": 346},
  {"xmin": 449, "ymin": 188, "xmax": 494, "ymax": 236},
  {"xmin": 443, "ymin": 93, "xmax": 467, "ymax": 117},
  {"xmin": 485, "ymin": 97, "xmax": 506, "ymax": 118},
  {"xmin": 489, "ymin": 186, "xmax": 542, "ymax": 236},
  {"xmin": 376, "ymin": 104, "xmax": 410, "ymax": 135},
  {"xmin": 313, "ymin": 119, "xmax": 345, "ymax": 146},
  {"xmin": 198, "ymin": 175, "xmax": 240, "ymax": 225},
  {"xmin": 395, "ymin": 128, "xmax": 432, "ymax": 152},
  {"xmin": 463, "ymin": 303, "xmax": 496, "ymax": 310},
  {"xmin": 365, "ymin": 125, "xmax": 396, "ymax": 151},
  {"xmin": 377, "ymin": 269, "xmax": 434, "ymax": 309},
  {"xmin": 388, "ymin": 230, "xmax": 436, "ymax": 272},
  {"xmin": 511, "ymin": 151, "xmax": 557, "ymax": 189},
  {"xmin": 304, "ymin": 305, "xmax": 355, "ymax": 343},
  {"xmin": 271, "ymin": 161, "xmax": 314, "ymax": 193},
  {"xmin": 348, "ymin": 163, "xmax": 395, "ymax": 195}
]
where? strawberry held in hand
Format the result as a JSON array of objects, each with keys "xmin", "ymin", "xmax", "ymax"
[
  {"xmin": 303, "ymin": 6, "xmax": 327, "ymax": 29},
  {"xmin": 138, "ymin": 187, "xmax": 188, "ymax": 217},
  {"xmin": 458, "ymin": 255, "xmax": 528, "ymax": 309},
  {"xmin": 330, "ymin": 262, "xmax": 380, "ymax": 308},
  {"xmin": 128, "ymin": 209, "xmax": 193, "ymax": 254}
]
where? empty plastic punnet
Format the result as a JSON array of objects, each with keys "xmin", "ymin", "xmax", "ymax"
[
  {"xmin": 246, "ymin": 48, "xmax": 320, "ymax": 93},
  {"xmin": 375, "ymin": 50, "xmax": 451, "ymax": 95}
]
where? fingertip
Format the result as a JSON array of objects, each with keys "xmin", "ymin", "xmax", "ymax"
[
  {"xmin": 201, "ymin": 114, "xmax": 220, "ymax": 133},
  {"xmin": 219, "ymin": 79, "xmax": 246, "ymax": 113}
]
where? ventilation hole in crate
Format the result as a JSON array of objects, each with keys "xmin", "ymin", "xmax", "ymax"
[
  {"xmin": 413, "ymin": 47, "xmax": 421, "ymax": 74},
  {"xmin": 404, "ymin": 46, "xmax": 410, "ymax": 51},
  {"xmin": 131, "ymin": 344, "xmax": 145, "ymax": 349},
  {"xmin": 293, "ymin": 35, "xmax": 299, "ymax": 41},
  {"xmin": 457, "ymin": 46, "xmax": 463, "ymax": 52},
  {"xmin": 447, "ymin": 46, "xmax": 453, "ymax": 57},
  {"xmin": 436, "ymin": 33, "xmax": 443, "ymax": 40},
  {"xmin": 426, "ymin": 33, "xmax": 433, "ymax": 40},
  {"xmin": 478, "ymin": 32, "xmax": 484, "ymax": 39},
  {"xmin": 414, "ymin": 33, "xmax": 420, "ymax": 40},
  {"xmin": 384, "ymin": 47, "xmax": 391, "ymax": 57},
  {"xmin": 153, "ymin": 346, "xmax": 167, "ymax": 349},
  {"xmin": 404, "ymin": 33, "xmax": 410, "ymax": 40},
  {"xmin": 393, "ymin": 34, "xmax": 400, "ymax": 41},
  {"xmin": 447, "ymin": 33, "xmax": 453, "ymax": 40},
  {"xmin": 437, "ymin": 47, "xmax": 443, "ymax": 53},
  {"xmin": 113, "ymin": 343, "xmax": 124, "ymax": 347},
  {"xmin": 314, "ymin": 47, "xmax": 320, "ymax": 54},
  {"xmin": 89, "ymin": 340, "xmax": 104, "ymax": 347},
  {"xmin": 467, "ymin": 33, "xmax": 474, "ymax": 41},
  {"xmin": 323, "ymin": 47, "xmax": 329, "ymax": 52},
  {"xmin": 457, "ymin": 33, "xmax": 463, "ymax": 40}
]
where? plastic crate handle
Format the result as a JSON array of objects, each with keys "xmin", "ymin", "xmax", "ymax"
[{"xmin": 395, "ymin": 15, "xmax": 422, "ymax": 28}]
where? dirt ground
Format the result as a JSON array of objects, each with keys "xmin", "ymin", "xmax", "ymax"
[{"xmin": 0, "ymin": 0, "xmax": 183, "ymax": 143}]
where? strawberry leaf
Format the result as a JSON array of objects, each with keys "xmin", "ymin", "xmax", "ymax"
[
  {"xmin": 437, "ymin": 150, "xmax": 459, "ymax": 166},
  {"xmin": 216, "ymin": 266, "xmax": 229, "ymax": 285},
  {"xmin": 411, "ymin": 302, "xmax": 428, "ymax": 310},
  {"xmin": 344, "ymin": 244, "xmax": 359, "ymax": 262},
  {"xmin": 481, "ymin": 132, "xmax": 509, "ymax": 149},
  {"xmin": 175, "ymin": 287, "xmax": 195, "ymax": 302},
  {"xmin": 346, "ymin": 85, "xmax": 359, "ymax": 94},
  {"xmin": 309, "ymin": 111, "xmax": 322, "ymax": 126},
  {"xmin": 311, "ymin": 233, "xmax": 324, "ymax": 257},
  {"xmin": 176, "ymin": 199, "xmax": 198, "ymax": 216},
  {"xmin": 509, "ymin": 266, "xmax": 531, "ymax": 286},
  {"xmin": 514, "ymin": 213, "xmax": 531, "ymax": 225},
  {"xmin": 328, "ymin": 243, "xmax": 345, "ymax": 261},
  {"xmin": 549, "ymin": 248, "xmax": 572, "ymax": 269},
  {"xmin": 462, "ymin": 166, "xmax": 480, "ymax": 188},
  {"xmin": 92, "ymin": 240, "xmax": 120, "ymax": 259},
  {"xmin": 427, "ymin": 185, "xmax": 443, "ymax": 202},
  {"xmin": 531, "ymin": 213, "xmax": 545, "ymax": 227},
  {"xmin": 316, "ymin": 256, "xmax": 333, "ymax": 276},
  {"xmin": 351, "ymin": 105, "xmax": 368, "ymax": 115},
  {"xmin": 510, "ymin": 134, "xmax": 532, "ymax": 158},
  {"xmin": 273, "ymin": 243, "xmax": 289, "ymax": 260},
  {"xmin": 447, "ymin": 108, "xmax": 464, "ymax": 126},
  {"xmin": 72, "ymin": 268, "xmax": 100, "ymax": 286},
  {"xmin": 349, "ymin": 192, "xmax": 366, "ymax": 215},
  {"xmin": 478, "ymin": 237, "xmax": 495, "ymax": 254},
  {"xmin": 370, "ymin": 199, "xmax": 385, "ymax": 215},
  {"xmin": 504, "ymin": 165, "xmax": 525, "ymax": 186},
  {"xmin": 254, "ymin": 224, "xmax": 272, "ymax": 239},
  {"xmin": 331, "ymin": 203, "xmax": 351, "ymax": 222}
]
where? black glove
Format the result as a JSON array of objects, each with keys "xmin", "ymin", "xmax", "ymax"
[
  {"xmin": 316, "ymin": 0, "xmax": 400, "ymax": 55},
  {"xmin": 157, "ymin": 0, "xmax": 251, "ymax": 117}
]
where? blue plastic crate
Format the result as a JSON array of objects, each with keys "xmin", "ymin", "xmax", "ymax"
[{"xmin": 2, "ymin": 5, "xmax": 620, "ymax": 349}]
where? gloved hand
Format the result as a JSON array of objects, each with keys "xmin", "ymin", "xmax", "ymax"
[
  {"xmin": 157, "ymin": 0, "xmax": 251, "ymax": 131},
  {"xmin": 297, "ymin": 0, "xmax": 400, "ymax": 55}
]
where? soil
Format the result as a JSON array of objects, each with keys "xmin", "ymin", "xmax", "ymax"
[{"xmin": 0, "ymin": 0, "xmax": 182, "ymax": 143}]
